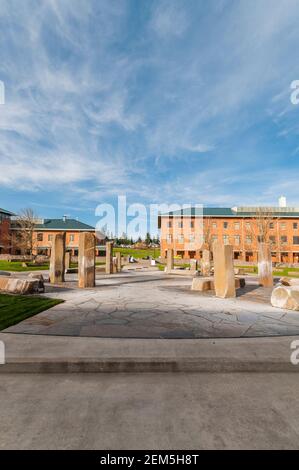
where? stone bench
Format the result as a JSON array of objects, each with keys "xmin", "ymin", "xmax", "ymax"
[
  {"xmin": 0, "ymin": 276, "xmax": 40, "ymax": 295},
  {"xmin": 165, "ymin": 268, "xmax": 200, "ymax": 277},
  {"xmin": 191, "ymin": 276, "xmax": 246, "ymax": 292},
  {"xmin": 271, "ymin": 285, "xmax": 299, "ymax": 311}
]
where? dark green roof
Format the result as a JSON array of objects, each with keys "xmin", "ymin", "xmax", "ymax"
[
  {"xmin": 160, "ymin": 207, "xmax": 299, "ymax": 218},
  {"xmin": 34, "ymin": 218, "xmax": 95, "ymax": 231},
  {"xmin": 0, "ymin": 208, "xmax": 15, "ymax": 216}
]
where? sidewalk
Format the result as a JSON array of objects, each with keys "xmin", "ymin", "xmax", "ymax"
[{"xmin": 0, "ymin": 332, "xmax": 298, "ymax": 373}]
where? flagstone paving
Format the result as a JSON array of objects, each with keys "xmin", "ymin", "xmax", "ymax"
[{"xmin": 4, "ymin": 269, "xmax": 299, "ymax": 338}]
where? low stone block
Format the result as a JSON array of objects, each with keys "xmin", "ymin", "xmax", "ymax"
[
  {"xmin": 28, "ymin": 273, "xmax": 46, "ymax": 292},
  {"xmin": 271, "ymin": 286, "xmax": 299, "ymax": 311},
  {"xmin": 0, "ymin": 271, "xmax": 11, "ymax": 276},
  {"xmin": 0, "ymin": 276, "xmax": 39, "ymax": 294},
  {"xmin": 191, "ymin": 277, "xmax": 212, "ymax": 291},
  {"xmin": 280, "ymin": 277, "xmax": 299, "ymax": 287}
]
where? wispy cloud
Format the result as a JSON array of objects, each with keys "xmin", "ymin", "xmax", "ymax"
[{"xmin": 1, "ymin": 0, "xmax": 299, "ymax": 221}]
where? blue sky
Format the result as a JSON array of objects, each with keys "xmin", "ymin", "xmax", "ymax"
[{"xmin": 1, "ymin": 0, "xmax": 299, "ymax": 230}]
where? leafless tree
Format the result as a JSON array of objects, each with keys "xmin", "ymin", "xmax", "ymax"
[{"xmin": 12, "ymin": 208, "xmax": 39, "ymax": 257}]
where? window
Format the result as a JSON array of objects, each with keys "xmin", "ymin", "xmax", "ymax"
[
  {"xmin": 211, "ymin": 235, "xmax": 218, "ymax": 243},
  {"xmin": 280, "ymin": 222, "xmax": 286, "ymax": 230},
  {"xmin": 234, "ymin": 235, "xmax": 240, "ymax": 245},
  {"xmin": 293, "ymin": 223, "xmax": 298, "ymax": 230},
  {"xmin": 234, "ymin": 222, "xmax": 240, "ymax": 230},
  {"xmin": 189, "ymin": 234, "xmax": 195, "ymax": 242},
  {"xmin": 190, "ymin": 221, "xmax": 194, "ymax": 228},
  {"xmin": 178, "ymin": 235, "xmax": 184, "ymax": 244},
  {"xmin": 269, "ymin": 235, "xmax": 276, "ymax": 244},
  {"xmin": 178, "ymin": 221, "xmax": 183, "ymax": 228},
  {"xmin": 167, "ymin": 234, "xmax": 172, "ymax": 243},
  {"xmin": 281, "ymin": 236, "xmax": 287, "ymax": 245},
  {"xmin": 37, "ymin": 233, "xmax": 43, "ymax": 242},
  {"xmin": 212, "ymin": 222, "xmax": 217, "ymax": 229},
  {"xmin": 293, "ymin": 236, "xmax": 299, "ymax": 245},
  {"xmin": 245, "ymin": 235, "xmax": 252, "ymax": 245},
  {"xmin": 223, "ymin": 235, "xmax": 229, "ymax": 244},
  {"xmin": 245, "ymin": 222, "xmax": 251, "ymax": 230},
  {"xmin": 69, "ymin": 234, "xmax": 75, "ymax": 242},
  {"xmin": 269, "ymin": 222, "xmax": 274, "ymax": 229},
  {"xmin": 223, "ymin": 222, "xmax": 228, "ymax": 229},
  {"xmin": 167, "ymin": 221, "xmax": 172, "ymax": 228},
  {"xmin": 48, "ymin": 234, "xmax": 53, "ymax": 242}
]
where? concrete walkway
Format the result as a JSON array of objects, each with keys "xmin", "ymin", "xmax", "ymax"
[
  {"xmin": 0, "ymin": 332, "xmax": 298, "ymax": 372},
  {"xmin": 4, "ymin": 269, "xmax": 299, "ymax": 338},
  {"xmin": 1, "ymin": 371, "xmax": 299, "ymax": 449}
]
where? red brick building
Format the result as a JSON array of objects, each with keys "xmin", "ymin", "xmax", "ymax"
[
  {"xmin": 159, "ymin": 204, "xmax": 299, "ymax": 264},
  {"xmin": 0, "ymin": 208, "xmax": 15, "ymax": 254}
]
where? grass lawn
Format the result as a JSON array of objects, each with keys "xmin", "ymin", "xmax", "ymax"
[
  {"xmin": 0, "ymin": 260, "xmax": 49, "ymax": 272},
  {"xmin": 238, "ymin": 265, "xmax": 299, "ymax": 277},
  {"xmin": 0, "ymin": 293, "xmax": 63, "ymax": 331},
  {"xmin": 113, "ymin": 247, "xmax": 160, "ymax": 259}
]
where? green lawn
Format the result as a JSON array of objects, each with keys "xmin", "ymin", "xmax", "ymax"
[
  {"xmin": 0, "ymin": 260, "xmax": 49, "ymax": 272},
  {"xmin": 113, "ymin": 247, "xmax": 160, "ymax": 259},
  {"xmin": 0, "ymin": 293, "xmax": 63, "ymax": 331},
  {"xmin": 238, "ymin": 265, "xmax": 299, "ymax": 277}
]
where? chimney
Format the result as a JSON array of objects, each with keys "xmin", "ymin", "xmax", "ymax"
[
  {"xmin": 279, "ymin": 196, "xmax": 287, "ymax": 208},
  {"xmin": 62, "ymin": 215, "xmax": 67, "ymax": 222}
]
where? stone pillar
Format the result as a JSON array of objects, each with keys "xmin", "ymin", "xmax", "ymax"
[
  {"xmin": 116, "ymin": 252, "xmax": 122, "ymax": 272},
  {"xmin": 49, "ymin": 233, "xmax": 66, "ymax": 284},
  {"xmin": 105, "ymin": 241, "xmax": 114, "ymax": 274},
  {"xmin": 258, "ymin": 243, "xmax": 273, "ymax": 287},
  {"xmin": 190, "ymin": 259, "xmax": 198, "ymax": 272},
  {"xmin": 201, "ymin": 249, "xmax": 211, "ymax": 277},
  {"xmin": 65, "ymin": 251, "xmax": 71, "ymax": 270},
  {"xmin": 166, "ymin": 249, "xmax": 174, "ymax": 272},
  {"xmin": 213, "ymin": 241, "xmax": 236, "ymax": 298},
  {"xmin": 78, "ymin": 232, "xmax": 95, "ymax": 288}
]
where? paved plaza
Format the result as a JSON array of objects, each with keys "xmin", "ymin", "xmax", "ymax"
[{"xmin": 4, "ymin": 268, "xmax": 299, "ymax": 338}]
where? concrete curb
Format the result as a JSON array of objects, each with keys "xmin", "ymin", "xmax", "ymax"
[{"xmin": 0, "ymin": 333, "xmax": 298, "ymax": 373}]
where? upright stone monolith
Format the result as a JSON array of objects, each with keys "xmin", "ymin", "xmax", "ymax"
[
  {"xmin": 116, "ymin": 252, "xmax": 122, "ymax": 272},
  {"xmin": 105, "ymin": 241, "xmax": 114, "ymax": 274},
  {"xmin": 49, "ymin": 233, "xmax": 66, "ymax": 284},
  {"xmin": 65, "ymin": 251, "xmax": 71, "ymax": 270},
  {"xmin": 166, "ymin": 249, "xmax": 174, "ymax": 272},
  {"xmin": 213, "ymin": 241, "xmax": 236, "ymax": 298},
  {"xmin": 190, "ymin": 259, "xmax": 198, "ymax": 272},
  {"xmin": 258, "ymin": 243, "xmax": 273, "ymax": 287},
  {"xmin": 201, "ymin": 249, "xmax": 211, "ymax": 277},
  {"xmin": 78, "ymin": 232, "xmax": 95, "ymax": 288}
]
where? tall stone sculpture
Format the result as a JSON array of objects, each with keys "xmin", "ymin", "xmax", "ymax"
[
  {"xmin": 258, "ymin": 243, "xmax": 273, "ymax": 287},
  {"xmin": 116, "ymin": 251, "xmax": 122, "ymax": 272},
  {"xmin": 166, "ymin": 249, "xmax": 174, "ymax": 272},
  {"xmin": 49, "ymin": 233, "xmax": 66, "ymax": 284},
  {"xmin": 78, "ymin": 232, "xmax": 95, "ymax": 288},
  {"xmin": 213, "ymin": 241, "xmax": 236, "ymax": 298},
  {"xmin": 201, "ymin": 249, "xmax": 211, "ymax": 277},
  {"xmin": 105, "ymin": 241, "xmax": 114, "ymax": 274}
]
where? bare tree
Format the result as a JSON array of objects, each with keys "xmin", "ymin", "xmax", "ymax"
[
  {"xmin": 253, "ymin": 208, "xmax": 276, "ymax": 244},
  {"xmin": 12, "ymin": 208, "xmax": 39, "ymax": 257},
  {"xmin": 203, "ymin": 218, "xmax": 214, "ymax": 251}
]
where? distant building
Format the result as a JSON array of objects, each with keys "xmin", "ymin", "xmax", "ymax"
[
  {"xmin": 11, "ymin": 217, "xmax": 104, "ymax": 256},
  {"xmin": 0, "ymin": 208, "xmax": 15, "ymax": 254},
  {"xmin": 158, "ymin": 199, "xmax": 299, "ymax": 263}
]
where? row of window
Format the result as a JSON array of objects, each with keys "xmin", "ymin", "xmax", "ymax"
[
  {"xmin": 167, "ymin": 221, "xmax": 299, "ymax": 230},
  {"xmin": 166, "ymin": 235, "xmax": 299, "ymax": 245},
  {"xmin": 37, "ymin": 233, "xmax": 75, "ymax": 242}
]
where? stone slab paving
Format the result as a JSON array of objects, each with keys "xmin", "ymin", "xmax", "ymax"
[{"xmin": 4, "ymin": 269, "xmax": 299, "ymax": 338}]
